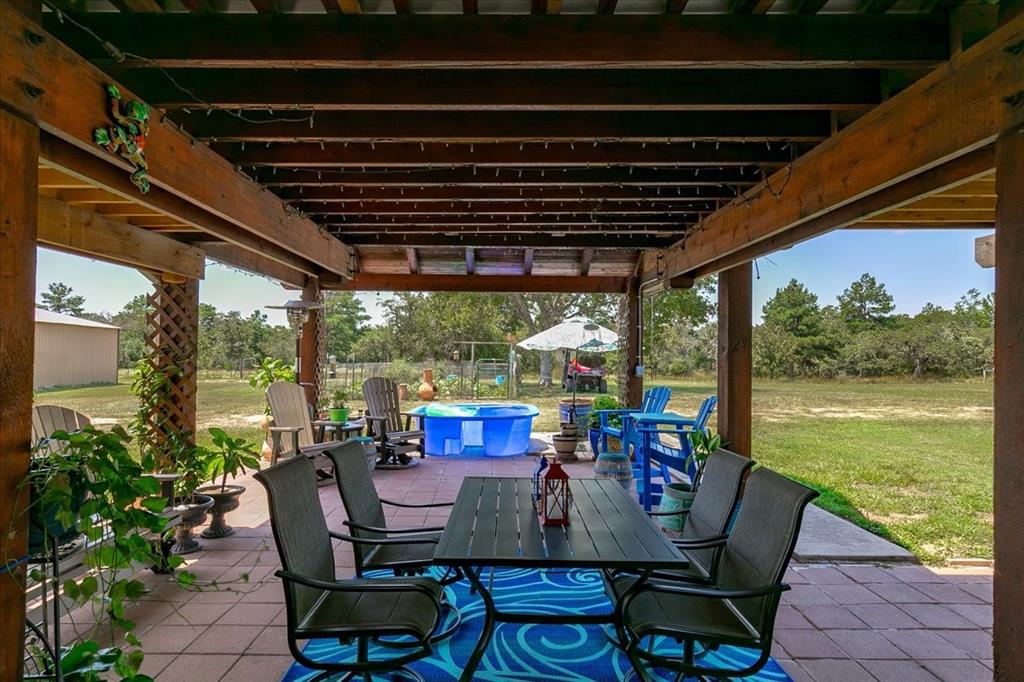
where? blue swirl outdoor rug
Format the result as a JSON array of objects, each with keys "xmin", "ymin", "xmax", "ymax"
[{"xmin": 281, "ymin": 568, "xmax": 792, "ymax": 682}]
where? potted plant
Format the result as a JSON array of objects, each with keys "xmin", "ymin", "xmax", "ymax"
[
  {"xmin": 23, "ymin": 425, "xmax": 191, "ymax": 680},
  {"xmin": 587, "ymin": 395, "xmax": 621, "ymax": 457},
  {"xmin": 686, "ymin": 428, "xmax": 722, "ymax": 493},
  {"xmin": 326, "ymin": 387, "xmax": 350, "ymax": 423},
  {"xmin": 167, "ymin": 435, "xmax": 215, "ymax": 555},
  {"xmin": 249, "ymin": 356, "xmax": 296, "ymax": 460},
  {"xmin": 197, "ymin": 428, "xmax": 262, "ymax": 539}
]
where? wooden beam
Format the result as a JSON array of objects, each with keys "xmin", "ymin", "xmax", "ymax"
[
  {"xmin": 298, "ymin": 279, "xmax": 320, "ymax": 406},
  {"xmin": 730, "ymin": 0, "xmax": 777, "ymax": 13},
  {"xmin": 685, "ymin": 145, "xmax": 996, "ymax": 277},
  {"xmin": 579, "ymin": 249, "xmax": 594, "ymax": 276},
  {"xmin": 523, "ymin": 247, "xmax": 534, "ymax": 275},
  {"xmin": 857, "ymin": 0, "xmax": 899, "ymax": 13},
  {"xmin": 652, "ymin": 15, "xmax": 1022, "ymax": 281},
  {"xmin": 393, "ymin": 0, "xmax": 411, "ymax": 13},
  {"xmin": 462, "ymin": 0, "xmax": 478, "ymax": 13},
  {"xmin": 717, "ymin": 262, "xmax": 752, "ymax": 457},
  {"xmin": 39, "ymin": 135, "xmax": 320, "ymax": 277},
  {"xmin": 218, "ymin": 141, "xmax": 795, "ymax": 167},
  {"xmin": 790, "ymin": 0, "xmax": 829, "ymax": 12},
  {"xmin": 994, "ymin": 120, "xmax": 1024, "ymax": 682},
  {"xmin": 326, "ymin": 273, "xmax": 629, "ymax": 293},
  {"xmin": 200, "ymin": 243, "xmax": 309, "ymax": 289},
  {"xmin": 0, "ymin": 107, "xmax": 37, "ymax": 682},
  {"xmin": 0, "ymin": 5, "xmax": 350, "ymax": 277},
  {"xmin": 466, "ymin": 247, "xmax": 475, "ymax": 274},
  {"xmin": 405, "ymin": 248, "xmax": 419, "ymax": 274},
  {"xmin": 327, "ymin": 214, "xmax": 692, "ymax": 227},
  {"xmin": 307, "ymin": 202, "xmax": 714, "ymax": 216},
  {"xmin": 248, "ymin": 0, "xmax": 279, "ymax": 11},
  {"xmin": 257, "ymin": 166, "xmax": 763, "ymax": 188},
  {"xmin": 37, "ymin": 196, "xmax": 205, "ymax": 280},
  {"xmin": 277, "ymin": 186, "xmax": 739, "ymax": 202},
  {"xmin": 47, "ymin": 15, "xmax": 949, "ymax": 69},
  {"xmin": 340, "ymin": 234, "xmax": 675, "ymax": 248},
  {"xmin": 178, "ymin": 110, "xmax": 829, "ymax": 143}
]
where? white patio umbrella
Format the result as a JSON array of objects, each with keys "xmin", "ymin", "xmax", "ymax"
[
  {"xmin": 517, "ymin": 316, "xmax": 618, "ymax": 353},
  {"xmin": 518, "ymin": 317, "xmax": 618, "ymax": 423}
]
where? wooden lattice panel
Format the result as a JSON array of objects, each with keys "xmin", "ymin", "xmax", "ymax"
[{"xmin": 142, "ymin": 279, "xmax": 198, "ymax": 469}]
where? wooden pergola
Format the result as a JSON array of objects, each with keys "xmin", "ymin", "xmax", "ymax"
[{"xmin": 0, "ymin": 0, "xmax": 1020, "ymax": 678}]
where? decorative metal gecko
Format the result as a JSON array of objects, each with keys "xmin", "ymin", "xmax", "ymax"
[{"xmin": 93, "ymin": 84, "xmax": 151, "ymax": 193}]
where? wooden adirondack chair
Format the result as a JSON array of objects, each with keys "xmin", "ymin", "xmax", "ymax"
[
  {"xmin": 596, "ymin": 385, "xmax": 671, "ymax": 455},
  {"xmin": 32, "ymin": 405, "xmax": 91, "ymax": 454},
  {"xmin": 362, "ymin": 377, "xmax": 425, "ymax": 468},
  {"xmin": 266, "ymin": 382, "xmax": 345, "ymax": 482}
]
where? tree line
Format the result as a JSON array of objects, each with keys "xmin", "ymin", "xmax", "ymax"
[{"xmin": 38, "ymin": 273, "xmax": 992, "ymax": 380}]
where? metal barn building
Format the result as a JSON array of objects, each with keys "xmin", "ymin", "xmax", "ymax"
[{"xmin": 33, "ymin": 309, "xmax": 119, "ymax": 390}]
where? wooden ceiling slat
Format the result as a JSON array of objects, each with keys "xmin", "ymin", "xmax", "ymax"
[
  {"xmin": 46, "ymin": 15, "xmax": 949, "ymax": 69},
  {"xmin": 174, "ymin": 110, "xmax": 831, "ymax": 143},
  {"xmin": 340, "ymin": 234, "xmax": 675, "ymax": 247},
  {"xmin": 296, "ymin": 200, "xmax": 718, "ymax": 214},
  {"xmin": 329, "ymin": 213, "xmax": 691, "ymax": 226},
  {"xmin": 217, "ymin": 141, "xmax": 796, "ymax": 167},
  {"xmin": 328, "ymin": 273, "xmax": 629, "ymax": 293},
  {"xmin": 276, "ymin": 186, "xmax": 739, "ymax": 201}
]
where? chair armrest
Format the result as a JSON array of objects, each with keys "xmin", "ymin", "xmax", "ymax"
[
  {"xmin": 269, "ymin": 426, "xmax": 303, "ymax": 433},
  {"xmin": 594, "ymin": 409, "xmax": 640, "ymax": 415},
  {"xmin": 672, "ymin": 534, "xmax": 728, "ymax": 550},
  {"xmin": 380, "ymin": 498, "xmax": 454, "ymax": 509},
  {"xmin": 363, "ymin": 415, "xmax": 387, "ymax": 423},
  {"xmin": 275, "ymin": 569, "xmax": 439, "ymax": 599},
  {"xmin": 328, "ymin": 529, "xmax": 439, "ymax": 546},
  {"xmin": 648, "ymin": 508, "xmax": 691, "ymax": 518},
  {"xmin": 343, "ymin": 520, "xmax": 446, "ymax": 534},
  {"xmin": 641, "ymin": 581, "xmax": 791, "ymax": 601}
]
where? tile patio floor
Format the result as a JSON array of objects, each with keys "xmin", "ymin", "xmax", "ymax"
[{"xmin": 62, "ymin": 454, "xmax": 994, "ymax": 682}]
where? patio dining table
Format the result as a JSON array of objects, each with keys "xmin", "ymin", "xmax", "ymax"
[{"xmin": 433, "ymin": 475, "xmax": 688, "ymax": 681}]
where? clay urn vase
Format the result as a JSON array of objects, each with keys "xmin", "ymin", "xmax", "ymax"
[
  {"xmin": 398, "ymin": 383, "xmax": 410, "ymax": 401},
  {"xmin": 417, "ymin": 368, "xmax": 437, "ymax": 400}
]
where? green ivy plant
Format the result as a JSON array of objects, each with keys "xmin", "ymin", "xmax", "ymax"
[
  {"xmin": 24, "ymin": 425, "xmax": 192, "ymax": 681},
  {"xmin": 588, "ymin": 395, "xmax": 622, "ymax": 430},
  {"xmin": 248, "ymin": 357, "xmax": 296, "ymax": 414},
  {"xmin": 687, "ymin": 429, "xmax": 723, "ymax": 492},
  {"xmin": 204, "ymin": 428, "xmax": 262, "ymax": 494}
]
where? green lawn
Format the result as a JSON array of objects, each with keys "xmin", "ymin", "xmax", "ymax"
[{"xmin": 35, "ymin": 374, "xmax": 993, "ymax": 565}]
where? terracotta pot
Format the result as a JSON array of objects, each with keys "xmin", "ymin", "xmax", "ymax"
[
  {"xmin": 398, "ymin": 383, "xmax": 410, "ymax": 401},
  {"xmin": 260, "ymin": 414, "xmax": 274, "ymax": 462},
  {"xmin": 197, "ymin": 485, "xmax": 245, "ymax": 539},
  {"xmin": 552, "ymin": 435, "xmax": 579, "ymax": 462},
  {"xmin": 417, "ymin": 368, "xmax": 436, "ymax": 400}
]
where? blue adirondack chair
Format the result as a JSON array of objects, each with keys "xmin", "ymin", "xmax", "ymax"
[
  {"xmin": 631, "ymin": 395, "xmax": 719, "ymax": 510},
  {"xmin": 595, "ymin": 385, "xmax": 671, "ymax": 455}
]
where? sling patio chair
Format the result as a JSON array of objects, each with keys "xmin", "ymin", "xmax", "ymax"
[
  {"xmin": 266, "ymin": 381, "xmax": 353, "ymax": 483},
  {"xmin": 362, "ymin": 377, "xmax": 425, "ymax": 468},
  {"xmin": 255, "ymin": 454, "xmax": 444, "ymax": 682},
  {"xmin": 326, "ymin": 442, "xmax": 462, "ymax": 641},
  {"xmin": 606, "ymin": 468, "xmax": 818, "ymax": 681}
]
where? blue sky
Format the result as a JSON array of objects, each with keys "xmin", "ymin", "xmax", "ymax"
[{"xmin": 35, "ymin": 228, "xmax": 993, "ymax": 326}]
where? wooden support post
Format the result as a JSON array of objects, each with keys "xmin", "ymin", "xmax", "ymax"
[
  {"xmin": 993, "ymin": 120, "xmax": 1024, "ymax": 682},
  {"xmin": 298, "ymin": 279, "xmax": 322, "ymax": 409},
  {"xmin": 0, "ymin": 107, "xmax": 39, "ymax": 682},
  {"xmin": 143, "ymin": 278, "xmax": 199, "ymax": 469},
  {"xmin": 622, "ymin": 276, "xmax": 643, "ymax": 408},
  {"xmin": 717, "ymin": 263, "xmax": 753, "ymax": 457}
]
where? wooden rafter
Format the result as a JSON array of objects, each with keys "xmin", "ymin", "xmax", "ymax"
[
  {"xmin": 338, "ymin": 234, "xmax": 677, "ymax": 248},
  {"xmin": 523, "ymin": 248, "xmax": 534, "ymax": 275},
  {"xmin": 579, "ymin": 249, "xmax": 593, "ymax": 276},
  {"xmin": 407, "ymin": 247, "xmax": 419, "ymax": 274},
  {"xmin": 466, "ymin": 248, "xmax": 475, "ymax": 274},
  {"xmin": 46, "ymin": 15, "xmax": 950, "ymax": 69},
  {"xmin": 296, "ymin": 200, "xmax": 717, "ymax": 215},
  {"xmin": 1, "ymin": 5, "xmax": 350, "ymax": 277},
  {"xmin": 326, "ymin": 273, "xmax": 629, "ymax": 293},
  {"xmin": 200, "ymin": 243, "xmax": 309, "ymax": 288},
  {"xmin": 277, "ymin": 186, "xmax": 739, "ymax": 201},
  {"xmin": 649, "ymin": 15, "xmax": 1021, "ymax": 281},
  {"xmin": 37, "ymin": 196, "xmax": 206, "ymax": 281}
]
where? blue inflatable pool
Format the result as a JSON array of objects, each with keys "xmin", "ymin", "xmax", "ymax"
[{"xmin": 408, "ymin": 403, "xmax": 540, "ymax": 457}]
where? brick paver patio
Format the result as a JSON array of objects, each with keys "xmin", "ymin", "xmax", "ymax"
[{"xmin": 61, "ymin": 455, "xmax": 993, "ymax": 682}]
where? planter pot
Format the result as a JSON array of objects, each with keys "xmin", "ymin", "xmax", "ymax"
[
  {"xmin": 558, "ymin": 397, "xmax": 593, "ymax": 425},
  {"xmin": 196, "ymin": 485, "xmax": 245, "ymax": 539},
  {"xmin": 552, "ymin": 435, "xmax": 579, "ymax": 462},
  {"xmin": 260, "ymin": 415, "xmax": 274, "ymax": 462},
  {"xmin": 559, "ymin": 422, "xmax": 578, "ymax": 439},
  {"xmin": 588, "ymin": 427, "xmax": 602, "ymax": 457},
  {"xmin": 594, "ymin": 451, "xmax": 633, "ymax": 491},
  {"xmin": 418, "ymin": 368, "xmax": 436, "ymax": 400},
  {"xmin": 328, "ymin": 408, "xmax": 350, "ymax": 423},
  {"xmin": 170, "ymin": 494, "xmax": 215, "ymax": 555},
  {"xmin": 398, "ymin": 383, "xmax": 410, "ymax": 401},
  {"xmin": 657, "ymin": 482, "xmax": 696, "ymax": 532}
]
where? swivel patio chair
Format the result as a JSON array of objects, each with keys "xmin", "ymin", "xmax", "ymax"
[
  {"xmin": 326, "ymin": 442, "xmax": 462, "ymax": 640},
  {"xmin": 607, "ymin": 468, "xmax": 818, "ymax": 681},
  {"xmin": 362, "ymin": 377, "xmax": 425, "ymax": 468},
  {"xmin": 255, "ymin": 455, "xmax": 443, "ymax": 682}
]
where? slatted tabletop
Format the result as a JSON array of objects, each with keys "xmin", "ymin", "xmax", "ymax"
[{"xmin": 434, "ymin": 476, "xmax": 687, "ymax": 570}]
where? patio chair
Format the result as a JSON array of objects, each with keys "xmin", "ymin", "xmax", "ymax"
[
  {"xmin": 32, "ymin": 405, "xmax": 90, "ymax": 455},
  {"xmin": 362, "ymin": 377, "xmax": 425, "ymax": 468},
  {"xmin": 633, "ymin": 395, "xmax": 719, "ymax": 506},
  {"xmin": 608, "ymin": 468, "xmax": 818, "ymax": 681},
  {"xmin": 254, "ymin": 455, "xmax": 443, "ymax": 682},
  {"xmin": 596, "ymin": 385, "xmax": 671, "ymax": 455},
  {"xmin": 266, "ymin": 381, "xmax": 344, "ymax": 481},
  {"xmin": 325, "ymin": 442, "xmax": 462, "ymax": 641}
]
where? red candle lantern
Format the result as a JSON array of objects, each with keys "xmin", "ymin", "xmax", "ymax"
[{"xmin": 540, "ymin": 458, "xmax": 571, "ymax": 526}]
